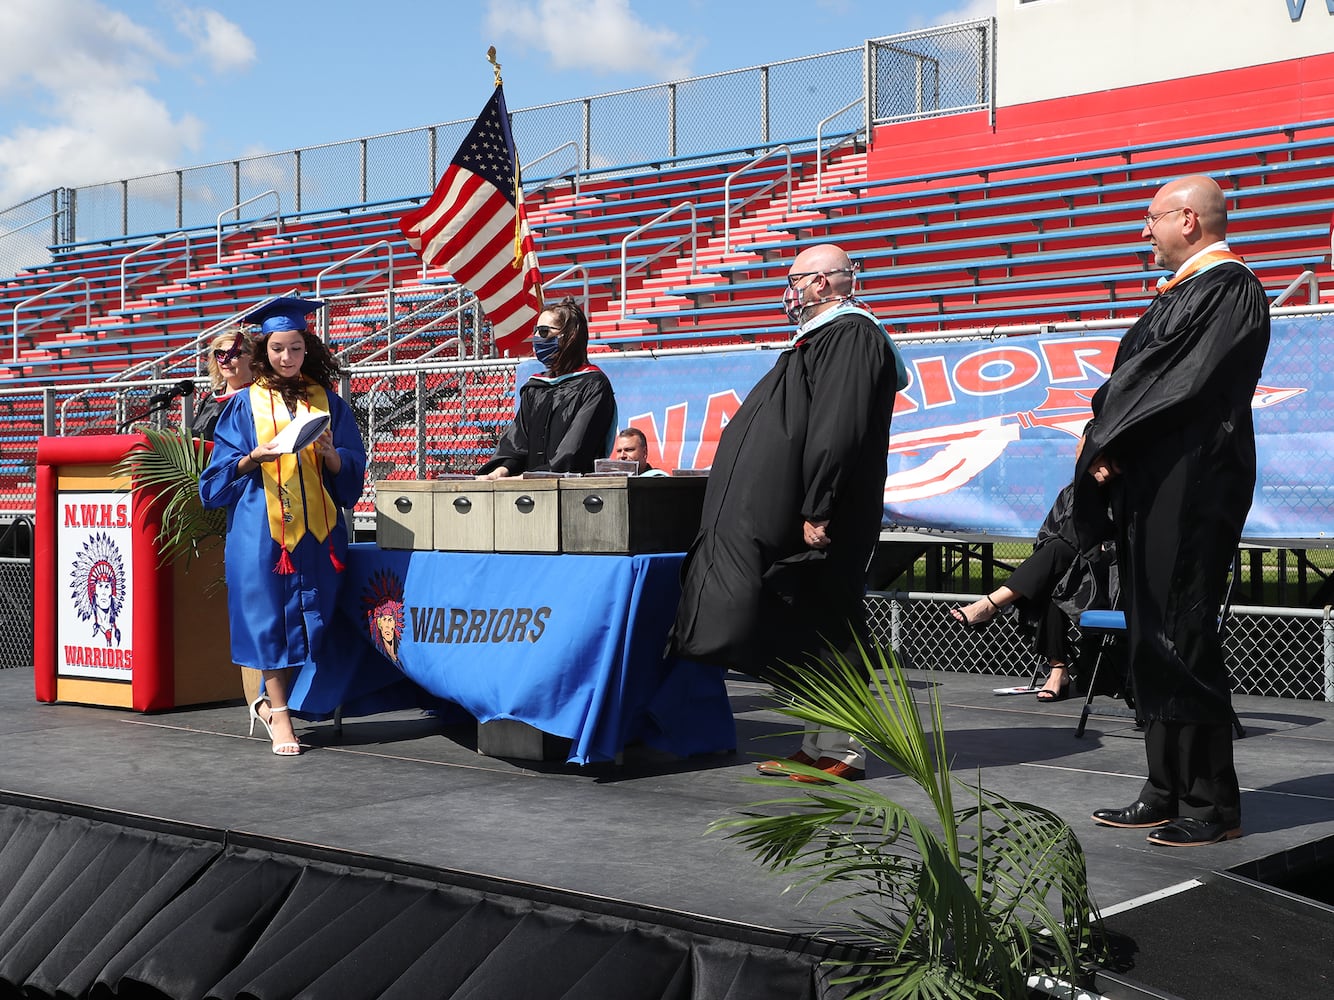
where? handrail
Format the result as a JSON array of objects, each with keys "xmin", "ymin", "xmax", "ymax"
[
  {"xmin": 216, "ymin": 190, "xmax": 282, "ymax": 261},
  {"xmin": 543, "ymin": 264, "xmax": 590, "ymax": 318},
  {"xmin": 120, "ymin": 230, "xmax": 192, "ymax": 310},
  {"xmin": 342, "ymin": 286, "xmax": 476, "ymax": 365},
  {"xmin": 1272, "ymin": 269, "xmax": 1320, "ymax": 308},
  {"xmin": 0, "ymin": 210, "xmax": 64, "ymax": 244},
  {"xmin": 722, "ymin": 145, "xmax": 792, "ymax": 252},
  {"xmin": 814, "ymin": 99, "xmax": 865, "ymax": 197},
  {"xmin": 619, "ymin": 202, "xmax": 697, "ymax": 319},
  {"xmin": 11, "ymin": 276, "xmax": 90, "ymax": 362},
  {"xmin": 314, "ymin": 240, "xmax": 396, "ymax": 341},
  {"xmin": 523, "ymin": 141, "xmax": 582, "ymax": 199}
]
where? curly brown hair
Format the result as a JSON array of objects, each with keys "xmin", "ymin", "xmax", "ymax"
[{"xmin": 251, "ymin": 329, "xmax": 345, "ymax": 392}]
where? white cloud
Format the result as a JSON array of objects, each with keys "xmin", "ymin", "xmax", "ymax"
[
  {"xmin": 0, "ymin": 0, "xmax": 255, "ymax": 205},
  {"xmin": 173, "ymin": 6, "xmax": 256, "ymax": 73},
  {"xmin": 932, "ymin": 0, "xmax": 997, "ymax": 27},
  {"xmin": 485, "ymin": 0, "xmax": 699, "ymax": 81}
]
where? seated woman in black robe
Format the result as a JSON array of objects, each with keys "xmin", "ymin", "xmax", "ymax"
[
  {"xmin": 477, "ymin": 298, "xmax": 616, "ymax": 479},
  {"xmin": 951, "ymin": 479, "xmax": 1116, "ymax": 702}
]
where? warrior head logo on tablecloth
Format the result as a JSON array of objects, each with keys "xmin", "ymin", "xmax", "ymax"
[
  {"xmin": 362, "ymin": 569, "xmax": 405, "ymax": 664},
  {"xmin": 69, "ymin": 531, "xmax": 126, "ymax": 647}
]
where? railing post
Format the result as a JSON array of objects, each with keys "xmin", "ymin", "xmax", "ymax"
[
  {"xmin": 42, "ymin": 387, "xmax": 56, "ymax": 437},
  {"xmin": 1324, "ymin": 608, "xmax": 1334, "ymax": 702},
  {"xmin": 890, "ymin": 597, "xmax": 902, "ymax": 657},
  {"xmin": 668, "ymin": 83, "xmax": 677, "ymax": 159},
  {"xmin": 360, "ymin": 139, "xmax": 368, "ymax": 204},
  {"xmin": 416, "ymin": 369, "xmax": 427, "ymax": 479},
  {"xmin": 582, "ymin": 99, "xmax": 592, "ymax": 183},
  {"xmin": 295, "ymin": 149, "xmax": 303, "ymax": 214},
  {"xmin": 760, "ymin": 66, "xmax": 770, "ymax": 145}
]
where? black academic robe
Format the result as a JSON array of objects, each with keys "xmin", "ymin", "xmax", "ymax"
[
  {"xmin": 670, "ymin": 310, "xmax": 903, "ymax": 684},
  {"xmin": 1073, "ymin": 261, "xmax": 1270, "ymax": 724},
  {"xmin": 478, "ymin": 367, "xmax": 615, "ymax": 476}
]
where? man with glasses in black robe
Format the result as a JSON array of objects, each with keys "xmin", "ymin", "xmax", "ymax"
[
  {"xmin": 670, "ymin": 243, "xmax": 907, "ymax": 783},
  {"xmin": 1082, "ymin": 175, "xmax": 1270, "ymax": 847}
]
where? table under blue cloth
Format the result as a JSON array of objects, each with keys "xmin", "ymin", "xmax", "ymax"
[{"xmin": 288, "ymin": 544, "xmax": 737, "ymax": 764}]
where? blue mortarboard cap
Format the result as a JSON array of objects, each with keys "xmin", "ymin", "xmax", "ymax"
[{"xmin": 243, "ymin": 296, "xmax": 325, "ymax": 335}]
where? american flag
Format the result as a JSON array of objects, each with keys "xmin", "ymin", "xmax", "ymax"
[{"xmin": 398, "ymin": 85, "xmax": 541, "ymax": 355}]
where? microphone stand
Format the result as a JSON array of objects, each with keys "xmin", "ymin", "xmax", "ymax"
[{"xmin": 115, "ymin": 395, "xmax": 180, "ymax": 433}]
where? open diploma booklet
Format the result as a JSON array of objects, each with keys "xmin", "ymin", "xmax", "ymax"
[{"xmin": 268, "ymin": 409, "xmax": 331, "ymax": 453}]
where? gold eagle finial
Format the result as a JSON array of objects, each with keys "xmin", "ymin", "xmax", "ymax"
[{"xmin": 487, "ymin": 46, "xmax": 502, "ymax": 87}]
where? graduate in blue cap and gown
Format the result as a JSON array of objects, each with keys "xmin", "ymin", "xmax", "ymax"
[{"xmin": 200, "ymin": 296, "xmax": 367, "ymax": 756}]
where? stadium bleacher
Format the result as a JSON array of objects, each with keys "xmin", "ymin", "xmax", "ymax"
[{"xmin": 0, "ymin": 73, "xmax": 1331, "ymax": 516}]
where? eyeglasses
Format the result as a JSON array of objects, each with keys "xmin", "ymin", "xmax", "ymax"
[
  {"xmin": 1143, "ymin": 207, "xmax": 1188, "ymax": 229},
  {"xmin": 532, "ymin": 325, "xmax": 559, "ymax": 337},
  {"xmin": 786, "ymin": 267, "xmax": 855, "ymax": 289}
]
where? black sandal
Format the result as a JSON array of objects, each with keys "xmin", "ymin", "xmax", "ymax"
[
  {"xmin": 950, "ymin": 594, "xmax": 1002, "ymax": 630},
  {"xmin": 1036, "ymin": 669, "xmax": 1072, "ymax": 702}
]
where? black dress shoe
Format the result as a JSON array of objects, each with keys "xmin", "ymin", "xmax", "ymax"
[
  {"xmin": 1146, "ymin": 817, "xmax": 1242, "ymax": 847},
  {"xmin": 1091, "ymin": 800, "xmax": 1175, "ymax": 829}
]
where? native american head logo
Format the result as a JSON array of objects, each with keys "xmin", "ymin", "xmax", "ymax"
[
  {"xmin": 69, "ymin": 532, "xmax": 126, "ymax": 647},
  {"xmin": 362, "ymin": 569, "xmax": 405, "ymax": 665}
]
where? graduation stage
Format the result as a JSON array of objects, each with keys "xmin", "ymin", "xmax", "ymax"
[{"xmin": 2, "ymin": 663, "xmax": 1334, "ymax": 999}]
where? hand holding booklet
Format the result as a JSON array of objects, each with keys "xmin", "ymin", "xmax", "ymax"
[{"xmin": 268, "ymin": 409, "xmax": 331, "ymax": 453}]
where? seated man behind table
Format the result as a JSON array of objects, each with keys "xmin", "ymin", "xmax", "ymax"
[
  {"xmin": 611, "ymin": 426, "xmax": 667, "ymax": 476},
  {"xmin": 477, "ymin": 298, "xmax": 616, "ymax": 479}
]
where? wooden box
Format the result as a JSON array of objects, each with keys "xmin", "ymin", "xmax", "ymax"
[
  {"xmin": 492, "ymin": 477, "xmax": 561, "ymax": 553},
  {"xmin": 558, "ymin": 475, "xmax": 707, "ymax": 554},
  {"xmin": 432, "ymin": 480, "xmax": 495, "ymax": 552},
  {"xmin": 374, "ymin": 480, "xmax": 442, "ymax": 550}
]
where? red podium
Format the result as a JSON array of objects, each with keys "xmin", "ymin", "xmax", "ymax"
[{"xmin": 33, "ymin": 434, "xmax": 236, "ymax": 711}]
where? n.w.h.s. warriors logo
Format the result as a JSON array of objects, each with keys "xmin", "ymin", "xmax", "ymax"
[
  {"xmin": 362, "ymin": 568, "xmax": 405, "ymax": 665},
  {"xmin": 69, "ymin": 531, "xmax": 126, "ymax": 647}
]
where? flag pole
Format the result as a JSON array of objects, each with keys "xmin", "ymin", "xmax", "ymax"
[{"xmin": 488, "ymin": 47, "xmax": 539, "ymax": 307}]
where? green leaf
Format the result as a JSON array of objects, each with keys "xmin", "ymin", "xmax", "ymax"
[
  {"xmin": 113, "ymin": 428, "xmax": 226, "ymax": 587},
  {"xmin": 713, "ymin": 639, "xmax": 1105, "ymax": 998}
]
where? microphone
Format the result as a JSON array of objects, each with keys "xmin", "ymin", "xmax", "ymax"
[{"xmin": 147, "ymin": 381, "xmax": 197, "ymax": 405}]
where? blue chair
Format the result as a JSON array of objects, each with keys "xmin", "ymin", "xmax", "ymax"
[{"xmin": 1074, "ymin": 564, "xmax": 1246, "ymax": 739}]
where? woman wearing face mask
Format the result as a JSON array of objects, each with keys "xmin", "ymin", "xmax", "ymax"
[
  {"xmin": 477, "ymin": 297, "xmax": 616, "ymax": 479},
  {"xmin": 200, "ymin": 296, "xmax": 367, "ymax": 757},
  {"xmin": 192, "ymin": 328, "xmax": 256, "ymax": 440}
]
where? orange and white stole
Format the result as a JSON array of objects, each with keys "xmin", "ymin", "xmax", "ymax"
[
  {"xmin": 250, "ymin": 381, "xmax": 343, "ymax": 574},
  {"xmin": 1156, "ymin": 247, "xmax": 1248, "ymax": 296}
]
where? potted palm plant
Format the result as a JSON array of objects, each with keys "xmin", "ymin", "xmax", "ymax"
[
  {"xmin": 113, "ymin": 427, "xmax": 225, "ymax": 582},
  {"xmin": 711, "ymin": 642, "xmax": 1104, "ymax": 999}
]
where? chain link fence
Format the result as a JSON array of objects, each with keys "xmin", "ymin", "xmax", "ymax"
[
  {"xmin": 0, "ymin": 553, "xmax": 33, "ymax": 671},
  {"xmin": 0, "ymin": 19, "xmax": 994, "ymax": 264},
  {"xmin": 866, "ymin": 593, "xmax": 1333, "ymax": 702},
  {"xmin": 868, "ymin": 20, "xmax": 993, "ymax": 125}
]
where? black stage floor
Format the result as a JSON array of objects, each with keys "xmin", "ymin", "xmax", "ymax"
[{"xmin": 4, "ymin": 664, "xmax": 1334, "ymax": 997}]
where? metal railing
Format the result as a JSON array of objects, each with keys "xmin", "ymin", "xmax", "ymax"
[
  {"xmin": 120, "ymin": 231, "xmax": 192, "ymax": 310},
  {"xmin": 215, "ymin": 190, "xmax": 282, "ymax": 261},
  {"xmin": 11, "ymin": 276, "xmax": 90, "ymax": 362},
  {"xmin": 523, "ymin": 141, "xmax": 582, "ymax": 199},
  {"xmin": 814, "ymin": 99, "xmax": 865, "ymax": 197},
  {"xmin": 1273, "ymin": 269, "xmax": 1320, "ymax": 307},
  {"xmin": 866, "ymin": 592, "xmax": 1334, "ymax": 702},
  {"xmin": 722, "ymin": 145, "xmax": 793, "ymax": 252},
  {"xmin": 1, "ymin": 20, "xmax": 993, "ymax": 264},
  {"xmin": 314, "ymin": 240, "xmax": 397, "ymax": 340},
  {"xmin": 619, "ymin": 202, "xmax": 697, "ymax": 317}
]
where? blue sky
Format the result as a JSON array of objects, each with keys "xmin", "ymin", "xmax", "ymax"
[{"xmin": 0, "ymin": 0, "xmax": 991, "ymax": 207}]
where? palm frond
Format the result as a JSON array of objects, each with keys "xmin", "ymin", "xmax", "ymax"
[
  {"xmin": 713, "ymin": 640, "xmax": 1104, "ymax": 999},
  {"xmin": 113, "ymin": 428, "xmax": 226, "ymax": 575}
]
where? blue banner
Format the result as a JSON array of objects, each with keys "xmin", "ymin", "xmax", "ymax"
[{"xmin": 576, "ymin": 314, "xmax": 1330, "ymax": 543}]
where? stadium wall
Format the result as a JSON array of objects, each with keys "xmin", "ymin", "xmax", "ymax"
[
  {"xmin": 995, "ymin": 0, "xmax": 1334, "ymax": 107},
  {"xmin": 866, "ymin": 50, "xmax": 1334, "ymax": 181}
]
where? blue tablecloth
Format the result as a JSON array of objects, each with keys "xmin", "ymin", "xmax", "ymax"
[{"xmin": 288, "ymin": 544, "xmax": 736, "ymax": 764}]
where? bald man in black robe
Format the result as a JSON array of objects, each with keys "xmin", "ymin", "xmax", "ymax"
[
  {"xmin": 1082, "ymin": 175, "xmax": 1270, "ymax": 847},
  {"xmin": 670, "ymin": 243, "xmax": 907, "ymax": 783}
]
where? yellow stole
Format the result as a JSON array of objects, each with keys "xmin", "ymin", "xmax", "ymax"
[
  {"xmin": 1156, "ymin": 248, "xmax": 1246, "ymax": 296},
  {"xmin": 250, "ymin": 381, "xmax": 338, "ymax": 560}
]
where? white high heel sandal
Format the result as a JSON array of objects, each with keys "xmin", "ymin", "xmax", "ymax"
[{"xmin": 248, "ymin": 695, "xmax": 302, "ymax": 756}]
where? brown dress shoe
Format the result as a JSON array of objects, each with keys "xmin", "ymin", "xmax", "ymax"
[
  {"xmin": 756, "ymin": 750, "xmax": 816, "ymax": 775},
  {"xmin": 789, "ymin": 757, "xmax": 866, "ymax": 783}
]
